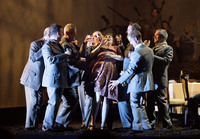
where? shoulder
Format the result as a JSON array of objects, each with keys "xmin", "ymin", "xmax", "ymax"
[
  {"xmin": 43, "ymin": 40, "xmax": 55, "ymax": 50},
  {"xmin": 131, "ymin": 50, "xmax": 141, "ymax": 58},
  {"xmin": 60, "ymin": 36, "xmax": 70, "ymax": 46},
  {"xmin": 31, "ymin": 38, "xmax": 45, "ymax": 46},
  {"xmin": 60, "ymin": 36, "xmax": 66, "ymax": 43},
  {"xmin": 165, "ymin": 44, "xmax": 173, "ymax": 50}
]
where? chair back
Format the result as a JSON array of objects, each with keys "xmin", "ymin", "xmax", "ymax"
[{"xmin": 180, "ymin": 70, "xmax": 190, "ymax": 101}]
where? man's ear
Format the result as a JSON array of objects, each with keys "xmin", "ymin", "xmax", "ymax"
[{"xmin": 134, "ymin": 37, "xmax": 138, "ymax": 42}]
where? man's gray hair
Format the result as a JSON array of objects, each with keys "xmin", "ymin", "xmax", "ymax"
[
  {"xmin": 43, "ymin": 27, "xmax": 50, "ymax": 40},
  {"xmin": 130, "ymin": 23, "xmax": 141, "ymax": 32},
  {"xmin": 157, "ymin": 29, "xmax": 168, "ymax": 41}
]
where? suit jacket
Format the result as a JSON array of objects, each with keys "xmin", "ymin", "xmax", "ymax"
[
  {"xmin": 20, "ymin": 38, "xmax": 45, "ymax": 91},
  {"xmin": 118, "ymin": 43, "xmax": 154, "ymax": 93},
  {"xmin": 152, "ymin": 42, "xmax": 173, "ymax": 88},
  {"xmin": 60, "ymin": 36, "xmax": 81, "ymax": 86},
  {"xmin": 42, "ymin": 39, "xmax": 69, "ymax": 88}
]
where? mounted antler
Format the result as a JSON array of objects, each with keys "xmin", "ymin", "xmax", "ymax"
[{"xmin": 108, "ymin": 6, "xmax": 130, "ymax": 23}]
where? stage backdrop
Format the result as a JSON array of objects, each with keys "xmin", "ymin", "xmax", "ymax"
[{"xmin": 1, "ymin": 0, "xmax": 200, "ymax": 108}]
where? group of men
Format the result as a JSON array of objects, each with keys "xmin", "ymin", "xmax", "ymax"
[
  {"xmin": 20, "ymin": 22, "xmax": 176, "ymax": 133},
  {"xmin": 20, "ymin": 23, "xmax": 82, "ymax": 131},
  {"xmin": 109, "ymin": 23, "xmax": 173, "ymax": 132}
]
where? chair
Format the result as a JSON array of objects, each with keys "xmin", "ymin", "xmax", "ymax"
[
  {"xmin": 165, "ymin": 85, "xmax": 186, "ymax": 122},
  {"xmin": 166, "ymin": 87, "xmax": 186, "ymax": 114},
  {"xmin": 179, "ymin": 71, "xmax": 190, "ymax": 125},
  {"xmin": 180, "ymin": 70, "xmax": 200, "ymax": 126}
]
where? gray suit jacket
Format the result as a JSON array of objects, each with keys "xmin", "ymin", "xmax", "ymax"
[
  {"xmin": 60, "ymin": 36, "xmax": 80, "ymax": 87},
  {"xmin": 118, "ymin": 43, "xmax": 154, "ymax": 93},
  {"xmin": 42, "ymin": 39, "xmax": 69, "ymax": 88},
  {"xmin": 152, "ymin": 42, "xmax": 173, "ymax": 88},
  {"xmin": 20, "ymin": 38, "xmax": 45, "ymax": 91}
]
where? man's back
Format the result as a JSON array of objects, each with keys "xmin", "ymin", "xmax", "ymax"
[
  {"xmin": 20, "ymin": 38, "xmax": 45, "ymax": 91},
  {"xmin": 42, "ymin": 40, "xmax": 69, "ymax": 88},
  {"xmin": 128, "ymin": 43, "xmax": 154, "ymax": 93}
]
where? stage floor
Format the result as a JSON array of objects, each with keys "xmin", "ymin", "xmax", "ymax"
[
  {"xmin": 1, "ymin": 107, "xmax": 200, "ymax": 138},
  {"xmin": 1, "ymin": 120, "xmax": 200, "ymax": 139}
]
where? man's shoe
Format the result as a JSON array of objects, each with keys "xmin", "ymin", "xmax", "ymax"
[
  {"xmin": 162, "ymin": 125, "xmax": 173, "ymax": 130},
  {"xmin": 64, "ymin": 126, "xmax": 74, "ymax": 131},
  {"xmin": 54, "ymin": 123, "xmax": 74, "ymax": 132},
  {"xmin": 25, "ymin": 127, "xmax": 35, "ymax": 131},
  {"xmin": 42, "ymin": 126, "xmax": 53, "ymax": 132}
]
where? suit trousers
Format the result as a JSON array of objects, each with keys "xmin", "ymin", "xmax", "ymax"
[
  {"xmin": 25, "ymin": 86, "xmax": 43, "ymax": 128},
  {"xmin": 188, "ymin": 94, "xmax": 200, "ymax": 124},
  {"xmin": 77, "ymin": 82, "xmax": 86, "ymax": 120},
  {"xmin": 147, "ymin": 87, "xmax": 172, "ymax": 127},
  {"xmin": 43, "ymin": 87, "xmax": 63, "ymax": 129},
  {"xmin": 118, "ymin": 85, "xmax": 132, "ymax": 128},
  {"xmin": 82, "ymin": 94, "xmax": 93, "ymax": 127},
  {"xmin": 130, "ymin": 91, "xmax": 151, "ymax": 131},
  {"xmin": 55, "ymin": 86, "xmax": 78, "ymax": 128}
]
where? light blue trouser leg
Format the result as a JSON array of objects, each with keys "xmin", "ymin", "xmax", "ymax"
[
  {"xmin": 130, "ymin": 91, "xmax": 143, "ymax": 131},
  {"xmin": 140, "ymin": 96, "xmax": 151, "ymax": 130},
  {"xmin": 118, "ymin": 101, "xmax": 132, "ymax": 128},
  {"xmin": 25, "ymin": 86, "xmax": 43, "ymax": 128},
  {"xmin": 118, "ymin": 84, "xmax": 132, "ymax": 128},
  {"xmin": 83, "ymin": 95, "xmax": 93, "ymax": 127},
  {"xmin": 43, "ymin": 87, "xmax": 63, "ymax": 129},
  {"xmin": 56, "ymin": 87, "xmax": 78, "ymax": 128},
  {"xmin": 77, "ymin": 82, "xmax": 86, "ymax": 120}
]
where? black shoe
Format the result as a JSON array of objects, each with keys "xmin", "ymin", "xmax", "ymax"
[
  {"xmin": 162, "ymin": 125, "xmax": 173, "ymax": 130},
  {"xmin": 81, "ymin": 122, "xmax": 86, "ymax": 129},
  {"xmin": 64, "ymin": 126, "xmax": 74, "ymax": 131},
  {"xmin": 25, "ymin": 127, "xmax": 35, "ymax": 131},
  {"xmin": 81, "ymin": 125, "xmax": 86, "ymax": 129},
  {"xmin": 54, "ymin": 123, "xmax": 74, "ymax": 132},
  {"xmin": 42, "ymin": 126, "xmax": 53, "ymax": 132},
  {"xmin": 151, "ymin": 124, "xmax": 155, "ymax": 129}
]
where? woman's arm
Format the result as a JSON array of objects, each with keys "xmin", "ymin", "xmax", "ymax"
[
  {"xmin": 108, "ymin": 54, "xmax": 123, "ymax": 61},
  {"xmin": 89, "ymin": 39, "xmax": 106, "ymax": 57}
]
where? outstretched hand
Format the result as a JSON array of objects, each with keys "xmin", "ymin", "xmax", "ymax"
[{"xmin": 109, "ymin": 80, "xmax": 119, "ymax": 90}]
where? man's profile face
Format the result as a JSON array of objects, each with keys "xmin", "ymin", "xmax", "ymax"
[
  {"xmin": 67, "ymin": 28, "xmax": 77, "ymax": 41},
  {"xmin": 58, "ymin": 28, "xmax": 63, "ymax": 42},
  {"xmin": 154, "ymin": 31, "xmax": 164, "ymax": 44}
]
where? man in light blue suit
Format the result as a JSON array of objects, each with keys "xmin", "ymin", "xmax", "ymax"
[
  {"xmin": 41, "ymin": 24, "xmax": 71, "ymax": 131},
  {"xmin": 117, "ymin": 23, "xmax": 142, "ymax": 129},
  {"xmin": 20, "ymin": 27, "xmax": 49, "ymax": 130},
  {"xmin": 109, "ymin": 30, "xmax": 154, "ymax": 132}
]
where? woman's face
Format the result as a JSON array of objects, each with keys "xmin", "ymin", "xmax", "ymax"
[
  {"xmin": 92, "ymin": 32, "xmax": 102, "ymax": 45},
  {"xmin": 104, "ymin": 35, "xmax": 113, "ymax": 46}
]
